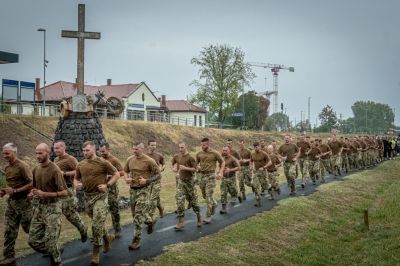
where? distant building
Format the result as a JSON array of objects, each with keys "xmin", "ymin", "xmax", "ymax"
[{"xmin": 164, "ymin": 98, "xmax": 206, "ymax": 127}]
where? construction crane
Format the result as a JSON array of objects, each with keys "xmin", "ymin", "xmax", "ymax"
[{"xmin": 249, "ymin": 62, "xmax": 295, "ymax": 114}]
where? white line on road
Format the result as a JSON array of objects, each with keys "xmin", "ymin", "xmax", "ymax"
[{"xmin": 156, "ymin": 220, "xmax": 194, "ymax": 233}]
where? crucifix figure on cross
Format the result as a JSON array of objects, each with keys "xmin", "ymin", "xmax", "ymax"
[{"xmin": 61, "ymin": 4, "xmax": 100, "ymax": 112}]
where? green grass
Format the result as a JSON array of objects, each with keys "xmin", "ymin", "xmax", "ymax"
[{"xmin": 140, "ymin": 160, "xmax": 400, "ymax": 266}]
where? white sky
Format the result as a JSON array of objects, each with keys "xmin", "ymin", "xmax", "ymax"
[{"xmin": 1, "ymin": 0, "xmax": 400, "ymax": 125}]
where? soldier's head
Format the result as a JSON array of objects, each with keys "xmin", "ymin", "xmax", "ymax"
[
  {"xmin": 2, "ymin": 143, "xmax": 17, "ymax": 163},
  {"xmin": 148, "ymin": 139, "xmax": 157, "ymax": 153},
  {"xmin": 82, "ymin": 141, "xmax": 96, "ymax": 160},
  {"xmin": 271, "ymin": 140, "xmax": 277, "ymax": 149},
  {"xmin": 239, "ymin": 139, "xmax": 245, "ymax": 149},
  {"xmin": 260, "ymin": 139, "xmax": 266, "ymax": 147},
  {"xmin": 133, "ymin": 142, "xmax": 145, "ymax": 156},
  {"xmin": 99, "ymin": 143, "xmax": 110, "ymax": 159},
  {"xmin": 284, "ymin": 134, "xmax": 291, "ymax": 144},
  {"xmin": 332, "ymin": 134, "xmax": 337, "ymax": 141},
  {"xmin": 226, "ymin": 138, "xmax": 233, "ymax": 149},
  {"xmin": 201, "ymin": 137, "xmax": 210, "ymax": 152},
  {"xmin": 298, "ymin": 134, "xmax": 305, "ymax": 141},
  {"xmin": 53, "ymin": 140, "xmax": 66, "ymax": 158},
  {"xmin": 253, "ymin": 141, "xmax": 261, "ymax": 152},
  {"xmin": 35, "ymin": 143, "xmax": 50, "ymax": 164},
  {"xmin": 221, "ymin": 146, "xmax": 230, "ymax": 157},
  {"xmin": 266, "ymin": 145, "xmax": 274, "ymax": 154},
  {"xmin": 178, "ymin": 142, "xmax": 187, "ymax": 154}
]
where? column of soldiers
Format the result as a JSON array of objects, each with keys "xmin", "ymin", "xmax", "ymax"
[{"xmin": 1, "ymin": 133, "xmax": 387, "ymax": 265}]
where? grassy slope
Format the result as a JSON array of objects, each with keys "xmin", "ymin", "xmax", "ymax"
[{"xmin": 141, "ymin": 160, "xmax": 400, "ymax": 266}]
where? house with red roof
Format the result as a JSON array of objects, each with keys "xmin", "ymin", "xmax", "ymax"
[{"xmin": 164, "ymin": 98, "xmax": 207, "ymax": 127}]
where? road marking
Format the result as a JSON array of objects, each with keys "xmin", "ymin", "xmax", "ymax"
[
  {"xmin": 233, "ymin": 204, "xmax": 242, "ymax": 208},
  {"xmin": 63, "ymin": 252, "xmax": 90, "ymax": 264},
  {"xmin": 156, "ymin": 220, "xmax": 194, "ymax": 233}
]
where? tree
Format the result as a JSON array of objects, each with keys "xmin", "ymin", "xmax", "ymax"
[
  {"xmin": 265, "ymin": 112, "xmax": 289, "ymax": 131},
  {"xmin": 317, "ymin": 105, "xmax": 338, "ymax": 132},
  {"xmin": 190, "ymin": 44, "xmax": 255, "ymax": 123},
  {"xmin": 351, "ymin": 101, "xmax": 394, "ymax": 134},
  {"xmin": 231, "ymin": 90, "xmax": 260, "ymax": 129}
]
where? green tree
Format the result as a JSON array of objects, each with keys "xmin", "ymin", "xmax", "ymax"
[
  {"xmin": 352, "ymin": 101, "xmax": 394, "ymax": 134},
  {"xmin": 317, "ymin": 105, "xmax": 338, "ymax": 132},
  {"xmin": 265, "ymin": 112, "xmax": 289, "ymax": 131},
  {"xmin": 190, "ymin": 44, "xmax": 255, "ymax": 123},
  {"xmin": 231, "ymin": 90, "xmax": 260, "ymax": 129}
]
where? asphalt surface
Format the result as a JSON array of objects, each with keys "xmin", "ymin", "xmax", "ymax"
[{"xmin": 18, "ymin": 171, "xmax": 351, "ymax": 266}]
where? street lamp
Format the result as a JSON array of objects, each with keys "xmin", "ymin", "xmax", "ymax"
[{"xmin": 37, "ymin": 28, "xmax": 47, "ymax": 116}]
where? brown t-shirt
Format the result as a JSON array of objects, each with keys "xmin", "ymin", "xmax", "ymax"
[
  {"xmin": 223, "ymin": 155, "xmax": 239, "ymax": 177},
  {"xmin": 278, "ymin": 143, "xmax": 299, "ymax": 163},
  {"xmin": 238, "ymin": 148, "xmax": 251, "ymax": 166},
  {"xmin": 251, "ymin": 150, "xmax": 270, "ymax": 170},
  {"xmin": 329, "ymin": 140, "xmax": 343, "ymax": 155},
  {"xmin": 308, "ymin": 147, "xmax": 322, "ymax": 161},
  {"xmin": 171, "ymin": 153, "xmax": 197, "ymax": 181},
  {"xmin": 124, "ymin": 154, "xmax": 160, "ymax": 188},
  {"xmin": 297, "ymin": 141, "xmax": 311, "ymax": 158},
  {"xmin": 54, "ymin": 153, "xmax": 78, "ymax": 187},
  {"xmin": 319, "ymin": 144, "xmax": 331, "ymax": 159},
  {"xmin": 229, "ymin": 149, "xmax": 240, "ymax": 160},
  {"xmin": 196, "ymin": 149, "xmax": 224, "ymax": 172},
  {"xmin": 349, "ymin": 142, "xmax": 358, "ymax": 153},
  {"xmin": 75, "ymin": 157, "xmax": 117, "ymax": 193},
  {"xmin": 4, "ymin": 158, "xmax": 32, "ymax": 199},
  {"xmin": 266, "ymin": 153, "xmax": 281, "ymax": 172},
  {"xmin": 104, "ymin": 154, "xmax": 123, "ymax": 172},
  {"xmin": 32, "ymin": 161, "xmax": 67, "ymax": 192},
  {"xmin": 146, "ymin": 151, "xmax": 165, "ymax": 167}
]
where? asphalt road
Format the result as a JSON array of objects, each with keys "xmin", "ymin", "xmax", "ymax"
[{"xmin": 18, "ymin": 171, "xmax": 351, "ymax": 266}]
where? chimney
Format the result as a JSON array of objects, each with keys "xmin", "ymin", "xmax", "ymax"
[
  {"xmin": 35, "ymin": 78, "xmax": 42, "ymax": 101},
  {"xmin": 161, "ymin": 95, "xmax": 166, "ymax": 108},
  {"xmin": 107, "ymin": 79, "xmax": 112, "ymax": 86}
]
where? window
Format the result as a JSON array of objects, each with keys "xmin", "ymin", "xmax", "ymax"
[
  {"xmin": 194, "ymin": 115, "xmax": 197, "ymax": 126},
  {"xmin": 199, "ymin": 115, "xmax": 202, "ymax": 127}
]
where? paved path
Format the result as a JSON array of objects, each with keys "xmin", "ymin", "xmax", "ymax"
[{"xmin": 18, "ymin": 172, "xmax": 351, "ymax": 266}]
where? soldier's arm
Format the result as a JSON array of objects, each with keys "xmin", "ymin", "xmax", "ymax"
[{"xmin": 13, "ymin": 181, "xmax": 33, "ymax": 194}]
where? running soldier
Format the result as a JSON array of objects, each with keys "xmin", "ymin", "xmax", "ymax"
[
  {"xmin": 220, "ymin": 146, "xmax": 241, "ymax": 214},
  {"xmin": 196, "ymin": 137, "xmax": 225, "ymax": 224},
  {"xmin": 296, "ymin": 134, "xmax": 311, "ymax": 188},
  {"xmin": 265, "ymin": 144, "xmax": 281, "ymax": 199},
  {"xmin": 124, "ymin": 142, "xmax": 160, "ymax": 250},
  {"xmin": 318, "ymin": 139, "xmax": 332, "ymax": 182},
  {"xmin": 278, "ymin": 135, "xmax": 300, "ymax": 195},
  {"xmin": 99, "ymin": 143, "xmax": 124, "ymax": 238},
  {"xmin": 328, "ymin": 134, "xmax": 343, "ymax": 176},
  {"xmin": 307, "ymin": 140, "xmax": 322, "ymax": 184},
  {"xmin": 75, "ymin": 141, "xmax": 120, "ymax": 265},
  {"xmin": 1, "ymin": 143, "xmax": 33, "ymax": 266},
  {"xmin": 237, "ymin": 139, "xmax": 254, "ymax": 200},
  {"xmin": 251, "ymin": 141, "xmax": 271, "ymax": 206},
  {"xmin": 173, "ymin": 142, "xmax": 202, "ymax": 230},
  {"xmin": 28, "ymin": 143, "xmax": 68, "ymax": 266},
  {"xmin": 53, "ymin": 140, "xmax": 88, "ymax": 242}
]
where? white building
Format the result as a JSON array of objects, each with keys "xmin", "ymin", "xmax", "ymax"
[{"xmin": 165, "ymin": 99, "xmax": 206, "ymax": 127}]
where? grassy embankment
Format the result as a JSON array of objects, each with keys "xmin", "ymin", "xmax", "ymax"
[{"xmin": 140, "ymin": 159, "xmax": 400, "ymax": 266}]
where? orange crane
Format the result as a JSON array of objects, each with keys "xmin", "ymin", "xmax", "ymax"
[{"xmin": 249, "ymin": 62, "xmax": 295, "ymax": 114}]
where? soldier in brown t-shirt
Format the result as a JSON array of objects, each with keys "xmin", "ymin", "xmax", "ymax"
[
  {"xmin": 237, "ymin": 139, "xmax": 254, "ymax": 200},
  {"xmin": 99, "ymin": 143, "xmax": 124, "ymax": 238},
  {"xmin": 53, "ymin": 140, "xmax": 87, "ymax": 242},
  {"xmin": 226, "ymin": 138, "xmax": 240, "ymax": 159},
  {"xmin": 145, "ymin": 140, "xmax": 165, "ymax": 219},
  {"xmin": 265, "ymin": 145, "xmax": 282, "ymax": 199},
  {"xmin": 318, "ymin": 138, "xmax": 332, "ymax": 180},
  {"xmin": 278, "ymin": 135, "xmax": 300, "ymax": 195},
  {"xmin": 251, "ymin": 142, "xmax": 271, "ymax": 206},
  {"xmin": 172, "ymin": 142, "xmax": 201, "ymax": 230},
  {"xmin": 196, "ymin": 137, "xmax": 225, "ymax": 223},
  {"xmin": 1, "ymin": 143, "xmax": 33, "ymax": 265},
  {"xmin": 28, "ymin": 143, "xmax": 68, "ymax": 266},
  {"xmin": 220, "ymin": 146, "xmax": 241, "ymax": 214},
  {"xmin": 296, "ymin": 134, "xmax": 311, "ymax": 188},
  {"xmin": 75, "ymin": 141, "xmax": 119, "ymax": 265},
  {"xmin": 328, "ymin": 134, "xmax": 343, "ymax": 176},
  {"xmin": 124, "ymin": 142, "xmax": 161, "ymax": 250},
  {"xmin": 307, "ymin": 140, "xmax": 322, "ymax": 184}
]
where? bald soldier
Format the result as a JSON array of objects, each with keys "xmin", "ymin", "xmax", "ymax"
[
  {"xmin": 124, "ymin": 142, "xmax": 161, "ymax": 250},
  {"xmin": 1, "ymin": 143, "xmax": 33, "ymax": 265},
  {"xmin": 28, "ymin": 143, "xmax": 68, "ymax": 266},
  {"xmin": 196, "ymin": 137, "xmax": 225, "ymax": 224},
  {"xmin": 99, "ymin": 143, "xmax": 124, "ymax": 238},
  {"xmin": 251, "ymin": 141, "xmax": 271, "ymax": 206},
  {"xmin": 75, "ymin": 141, "xmax": 120, "ymax": 265},
  {"xmin": 220, "ymin": 146, "xmax": 241, "ymax": 214},
  {"xmin": 53, "ymin": 140, "xmax": 88, "ymax": 242},
  {"xmin": 278, "ymin": 135, "xmax": 300, "ymax": 195}
]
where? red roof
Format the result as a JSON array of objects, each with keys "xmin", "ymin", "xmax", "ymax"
[
  {"xmin": 40, "ymin": 81, "xmax": 141, "ymax": 101},
  {"xmin": 165, "ymin": 100, "xmax": 206, "ymax": 113}
]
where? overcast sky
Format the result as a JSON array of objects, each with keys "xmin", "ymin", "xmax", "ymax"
[{"xmin": 1, "ymin": 0, "xmax": 400, "ymax": 125}]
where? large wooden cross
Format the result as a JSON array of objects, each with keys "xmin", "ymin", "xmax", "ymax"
[{"xmin": 61, "ymin": 4, "xmax": 100, "ymax": 95}]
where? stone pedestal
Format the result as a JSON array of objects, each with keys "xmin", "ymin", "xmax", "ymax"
[{"xmin": 53, "ymin": 111, "xmax": 107, "ymax": 161}]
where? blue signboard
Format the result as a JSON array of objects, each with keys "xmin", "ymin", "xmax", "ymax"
[
  {"xmin": 231, "ymin": 112, "xmax": 245, "ymax": 117},
  {"xmin": 128, "ymin": 103, "xmax": 145, "ymax": 109},
  {"xmin": 20, "ymin": 81, "xmax": 35, "ymax": 102},
  {"xmin": 2, "ymin": 79, "xmax": 19, "ymax": 101}
]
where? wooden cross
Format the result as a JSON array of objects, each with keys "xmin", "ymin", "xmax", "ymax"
[{"xmin": 61, "ymin": 4, "xmax": 100, "ymax": 95}]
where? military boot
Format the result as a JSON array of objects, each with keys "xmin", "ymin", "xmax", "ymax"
[
  {"xmin": 219, "ymin": 204, "xmax": 227, "ymax": 214},
  {"xmin": 254, "ymin": 198, "xmax": 261, "ymax": 207},
  {"xmin": 90, "ymin": 245, "xmax": 101, "ymax": 266},
  {"xmin": 158, "ymin": 205, "xmax": 164, "ymax": 218},
  {"xmin": 80, "ymin": 226, "xmax": 88, "ymax": 243},
  {"xmin": 103, "ymin": 234, "xmax": 115, "ymax": 253},
  {"xmin": 242, "ymin": 191, "xmax": 246, "ymax": 200},
  {"xmin": 175, "ymin": 216, "xmax": 185, "ymax": 231},
  {"xmin": 238, "ymin": 195, "xmax": 243, "ymax": 203},
  {"xmin": 128, "ymin": 237, "xmax": 141, "ymax": 250},
  {"xmin": 196, "ymin": 212, "xmax": 202, "ymax": 227}
]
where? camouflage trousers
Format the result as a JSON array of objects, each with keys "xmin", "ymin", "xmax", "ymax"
[
  {"xmin": 198, "ymin": 172, "xmax": 217, "ymax": 217},
  {"xmin": 145, "ymin": 180, "xmax": 161, "ymax": 223},
  {"xmin": 330, "ymin": 155, "xmax": 342, "ymax": 175},
  {"xmin": 298, "ymin": 158, "xmax": 309, "ymax": 185},
  {"xmin": 28, "ymin": 200, "xmax": 62, "ymax": 263},
  {"xmin": 62, "ymin": 187, "xmax": 86, "ymax": 235},
  {"xmin": 108, "ymin": 184, "xmax": 121, "ymax": 232},
  {"xmin": 267, "ymin": 171, "xmax": 279, "ymax": 190},
  {"xmin": 130, "ymin": 185, "xmax": 152, "ymax": 241},
  {"xmin": 252, "ymin": 170, "xmax": 263, "ymax": 201},
  {"xmin": 220, "ymin": 175, "xmax": 238, "ymax": 205},
  {"xmin": 308, "ymin": 160, "xmax": 321, "ymax": 182},
  {"xmin": 3, "ymin": 197, "xmax": 32, "ymax": 259},
  {"xmin": 238, "ymin": 166, "xmax": 254, "ymax": 193},
  {"xmin": 84, "ymin": 192, "xmax": 109, "ymax": 246},
  {"xmin": 283, "ymin": 161, "xmax": 296, "ymax": 191},
  {"xmin": 176, "ymin": 179, "xmax": 200, "ymax": 217},
  {"xmin": 259, "ymin": 170, "xmax": 269, "ymax": 192}
]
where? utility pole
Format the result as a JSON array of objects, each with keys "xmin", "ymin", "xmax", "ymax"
[{"xmin": 308, "ymin": 97, "xmax": 311, "ymax": 131}]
